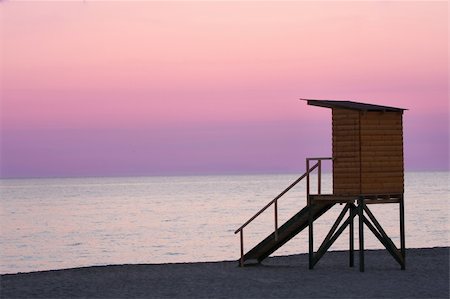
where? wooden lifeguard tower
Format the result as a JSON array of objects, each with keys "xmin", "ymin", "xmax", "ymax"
[{"xmin": 235, "ymin": 99, "xmax": 406, "ymax": 271}]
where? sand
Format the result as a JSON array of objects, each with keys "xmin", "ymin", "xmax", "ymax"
[{"xmin": 1, "ymin": 247, "xmax": 448, "ymax": 298}]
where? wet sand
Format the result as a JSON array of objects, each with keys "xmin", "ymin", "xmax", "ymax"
[{"xmin": 1, "ymin": 247, "xmax": 448, "ymax": 298}]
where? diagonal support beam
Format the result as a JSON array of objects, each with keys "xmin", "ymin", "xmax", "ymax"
[
  {"xmin": 317, "ymin": 203, "xmax": 350, "ymax": 251},
  {"xmin": 312, "ymin": 208, "xmax": 357, "ymax": 267},
  {"xmin": 362, "ymin": 215, "xmax": 404, "ymax": 266},
  {"xmin": 363, "ymin": 205, "xmax": 404, "ymax": 265},
  {"xmin": 309, "ymin": 203, "xmax": 348, "ymax": 269}
]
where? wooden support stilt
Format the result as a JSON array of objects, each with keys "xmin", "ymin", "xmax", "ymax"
[
  {"xmin": 307, "ymin": 160, "xmax": 314, "ymax": 270},
  {"xmin": 358, "ymin": 196, "xmax": 365, "ymax": 272},
  {"xmin": 239, "ymin": 230, "xmax": 244, "ymax": 267},
  {"xmin": 349, "ymin": 204, "xmax": 355, "ymax": 267},
  {"xmin": 400, "ymin": 194, "xmax": 406, "ymax": 270},
  {"xmin": 308, "ymin": 195, "xmax": 314, "ymax": 269}
]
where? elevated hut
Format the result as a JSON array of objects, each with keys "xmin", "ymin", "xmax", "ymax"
[
  {"xmin": 307, "ymin": 100, "xmax": 405, "ymax": 196},
  {"xmin": 235, "ymin": 99, "xmax": 406, "ymax": 272}
]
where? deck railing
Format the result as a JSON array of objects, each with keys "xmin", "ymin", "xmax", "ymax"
[{"xmin": 234, "ymin": 157, "xmax": 333, "ymax": 266}]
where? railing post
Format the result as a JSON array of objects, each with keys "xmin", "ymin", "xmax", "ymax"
[
  {"xmin": 318, "ymin": 160, "xmax": 322, "ymax": 195},
  {"xmin": 306, "ymin": 159, "xmax": 310, "ymax": 198},
  {"xmin": 240, "ymin": 230, "xmax": 244, "ymax": 267},
  {"xmin": 274, "ymin": 199, "xmax": 278, "ymax": 241}
]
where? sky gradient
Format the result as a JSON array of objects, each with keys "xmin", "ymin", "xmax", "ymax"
[{"xmin": 1, "ymin": 1, "xmax": 448, "ymax": 178}]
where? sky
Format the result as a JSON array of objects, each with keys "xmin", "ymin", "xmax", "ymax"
[{"xmin": 0, "ymin": 1, "xmax": 448, "ymax": 178}]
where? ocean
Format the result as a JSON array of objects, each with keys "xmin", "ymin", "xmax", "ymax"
[{"xmin": 0, "ymin": 171, "xmax": 448, "ymax": 274}]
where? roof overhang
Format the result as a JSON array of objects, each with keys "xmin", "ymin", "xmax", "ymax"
[{"xmin": 301, "ymin": 99, "xmax": 407, "ymax": 112}]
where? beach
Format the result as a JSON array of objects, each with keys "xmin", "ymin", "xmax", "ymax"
[{"xmin": 1, "ymin": 247, "xmax": 448, "ymax": 298}]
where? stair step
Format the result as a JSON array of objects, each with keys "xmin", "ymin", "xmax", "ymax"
[
  {"xmin": 239, "ymin": 203, "xmax": 335, "ymax": 265},
  {"xmin": 242, "ymin": 259, "xmax": 259, "ymax": 266}
]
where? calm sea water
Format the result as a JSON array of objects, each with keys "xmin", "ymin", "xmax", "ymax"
[{"xmin": 0, "ymin": 172, "xmax": 448, "ymax": 274}]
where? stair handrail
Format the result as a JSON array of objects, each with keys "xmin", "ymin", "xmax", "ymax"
[
  {"xmin": 306, "ymin": 157, "xmax": 334, "ymax": 197},
  {"xmin": 234, "ymin": 162, "xmax": 319, "ymax": 235},
  {"xmin": 234, "ymin": 157, "xmax": 333, "ymax": 266}
]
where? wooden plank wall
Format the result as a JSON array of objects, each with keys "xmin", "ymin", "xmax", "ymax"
[
  {"xmin": 332, "ymin": 109, "xmax": 404, "ymax": 195},
  {"xmin": 360, "ymin": 111, "xmax": 404, "ymax": 194},
  {"xmin": 332, "ymin": 109, "xmax": 361, "ymax": 195}
]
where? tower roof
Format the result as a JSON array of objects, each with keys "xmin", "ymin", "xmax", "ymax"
[{"xmin": 302, "ymin": 99, "xmax": 406, "ymax": 112}]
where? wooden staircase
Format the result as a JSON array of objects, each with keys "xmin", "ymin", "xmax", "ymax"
[
  {"xmin": 235, "ymin": 157, "xmax": 334, "ymax": 266},
  {"xmin": 241, "ymin": 202, "xmax": 335, "ymax": 265}
]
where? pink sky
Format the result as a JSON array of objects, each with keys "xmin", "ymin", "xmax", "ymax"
[{"xmin": 1, "ymin": 1, "xmax": 448, "ymax": 178}]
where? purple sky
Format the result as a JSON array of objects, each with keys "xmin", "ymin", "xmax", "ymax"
[{"xmin": 1, "ymin": 1, "xmax": 448, "ymax": 178}]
